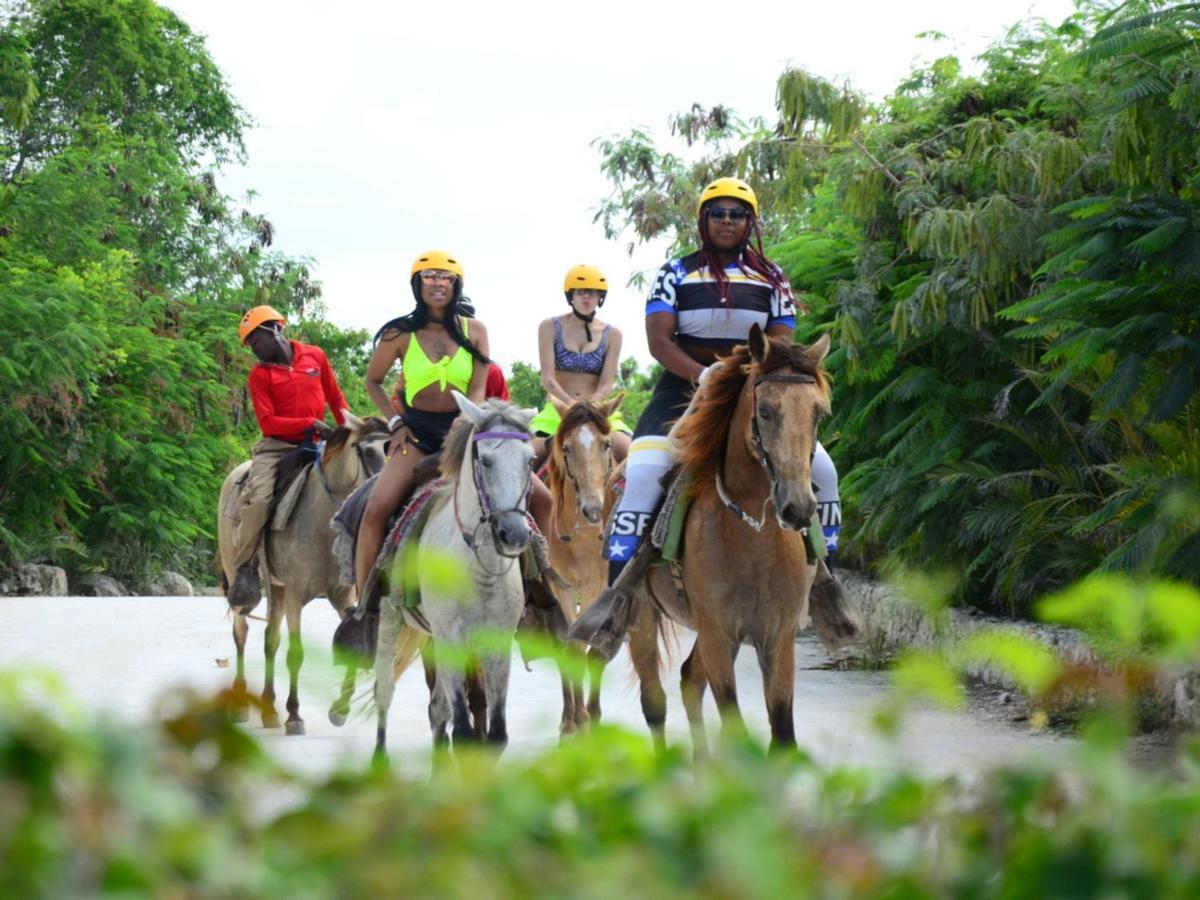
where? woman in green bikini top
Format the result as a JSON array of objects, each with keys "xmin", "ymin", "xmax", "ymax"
[{"xmin": 354, "ymin": 249, "xmax": 492, "ymax": 597}]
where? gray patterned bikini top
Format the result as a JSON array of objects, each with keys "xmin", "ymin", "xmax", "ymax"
[{"xmin": 554, "ymin": 318, "xmax": 609, "ymax": 375}]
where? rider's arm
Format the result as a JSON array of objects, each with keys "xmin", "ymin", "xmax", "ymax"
[
  {"xmin": 466, "ymin": 320, "xmax": 490, "ymax": 404},
  {"xmin": 591, "ymin": 325, "xmax": 623, "ymax": 403},
  {"xmin": 315, "ymin": 346, "xmax": 349, "ymax": 425},
  {"xmin": 536, "ymin": 318, "xmax": 576, "ymax": 405},
  {"xmin": 365, "ymin": 334, "xmax": 405, "ymax": 422},
  {"xmin": 647, "ymin": 313, "xmax": 706, "ymax": 384}
]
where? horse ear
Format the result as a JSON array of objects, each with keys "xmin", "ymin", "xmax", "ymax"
[
  {"xmin": 748, "ymin": 322, "xmax": 768, "ymax": 363},
  {"xmin": 805, "ymin": 333, "xmax": 831, "ymax": 367},
  {"xmin": 599, "ymin": 391, "xmax": 624, "ymax": 419},
  {"xmin": 342, "ymin": 409, "xmax": 363, "ymax": 431},
  {"xmin": 514, "ymin": 406, "xmax": 537, "ymax": 429},
  {"xmin": 452, "ymin": 390, "xmax": 485, "ymax": 425},
  {"xmin": 549, "ymin": 394, "xmax": 570, "ymax": 416}
]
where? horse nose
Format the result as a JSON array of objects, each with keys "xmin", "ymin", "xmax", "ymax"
[
  {"xmin": 581, "ymin": 502, "xmax": 603, "ymax": 525},
  {"xmin": 776, "ymin": 488, "xmax": 816, "ymax": 532},
  {"xmin": 495, "ymin": 513, "xmax": 531, "ymax": 553}
]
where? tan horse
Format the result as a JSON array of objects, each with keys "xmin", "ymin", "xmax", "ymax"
[
  {"xmin": 217, "ymin": 414, "xmax": 389, "ymax": 735},
  {"xmin": 544, "ymin": 394, "xmax": 623, "ymax": 733},
  {"xmin": 625, "ymin": 326, "xmax": 835, "ymax": 753}
]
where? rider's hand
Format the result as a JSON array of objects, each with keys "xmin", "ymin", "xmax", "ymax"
[{"xmin": 311, "ymin": 419, "xmax": 335, "ymax": 441}]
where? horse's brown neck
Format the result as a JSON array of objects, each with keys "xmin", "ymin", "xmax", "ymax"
[{"xmin": 720, "ymin": 383, "xmax": 772, "ymax": 514}]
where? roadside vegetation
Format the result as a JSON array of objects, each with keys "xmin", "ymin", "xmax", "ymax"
[{"xmin": 594, "ymin": 0, "xmax": 1200, "ymax": 615}]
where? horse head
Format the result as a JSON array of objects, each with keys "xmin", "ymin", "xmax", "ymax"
[
  {"xmin": 746, "ymin": 325, "xmax": 832, "ymax": 531},
  {"xmin": 321, "ymin": 412, "xmax": 390, "ymax": 496},
  {"xmin": 548, "ymin": 394, "xmax": 621, "ymax": 527},
  {"xmin": 447, "ymin": 392, "xmax": 536, "ymax": 557}
]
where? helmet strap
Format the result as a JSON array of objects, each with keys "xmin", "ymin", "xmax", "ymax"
[{"xmin": 569, "ymin": 305, "xmax": 595, "ymax": 343}]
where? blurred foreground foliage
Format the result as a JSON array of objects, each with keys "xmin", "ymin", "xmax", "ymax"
[{"xmin": 4, "ymin": 576, "xmax": 1200, "ymax": 897}]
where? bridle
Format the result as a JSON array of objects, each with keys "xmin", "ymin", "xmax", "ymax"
[
  {"xmin": 453, "ymin": 429, "xmax": 534, "ymax": 570},
  {"xmin": 554, "ymin": 423, "xmax": 612, "ymax": 543},
  {"xmin": 314, "ymin": 432, "xmax": 388, "ymax": 502},
  {"xmin": 715, "ymin": 369, "xmax": 819, "ymax": 533}
]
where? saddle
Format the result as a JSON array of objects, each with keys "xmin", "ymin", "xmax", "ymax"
[{"xmin": 331, "ymin": 468, "xmax": 566, "ymax": 666}]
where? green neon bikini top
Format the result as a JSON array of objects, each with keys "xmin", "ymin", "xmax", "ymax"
[{"xmin": 402, "ymin": 317, "xmax": 474, "ymax": 406}]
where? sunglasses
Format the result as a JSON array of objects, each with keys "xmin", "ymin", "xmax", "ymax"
[
  {"xmin": 706, "ymin": 207, "xmax": 751, "ymax": 222},
  {"xmin": 419, "ymin": 270, "xmax": 456, "ymax": 283}
]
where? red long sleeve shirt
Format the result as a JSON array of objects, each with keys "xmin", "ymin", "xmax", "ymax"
[{"xmin": 248, "ymin": 340, "xmax": 348, "ymax": 443}]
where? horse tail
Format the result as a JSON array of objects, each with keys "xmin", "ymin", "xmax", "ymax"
[
  {"xmin": 657, "ymin": 613, "xmax": 678, "ymax": 677},
  {"xmin": 391, "ymin": 625, "xmax": 429, "ymax": 682}
]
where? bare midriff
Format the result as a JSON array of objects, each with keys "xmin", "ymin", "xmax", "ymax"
[{"xmin": 555, "ymin": 369, "xmax": 603, "ymax": 401}]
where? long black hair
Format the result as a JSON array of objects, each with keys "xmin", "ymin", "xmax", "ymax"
[{"xmin": 373, "ymin": 275, "xmax": 491, "ymax": 365}]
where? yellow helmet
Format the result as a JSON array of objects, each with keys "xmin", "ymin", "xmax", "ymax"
[
  {"xmin": 238, "ymin": 305, "xmax": 286, "ymax": 344},
  {"xmin": 411, "ymin": 249, "xmax": 464, "ymax": 279},
  {"xmin": 562, "ymin": 264, "xmax": 608, "ymax": 295},
  {"xmin": 697, "ymin": 177, "xmax": 758, "ymax": 217}
]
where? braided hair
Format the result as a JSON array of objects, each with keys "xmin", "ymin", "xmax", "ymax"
[
  {"xmin": 696, "ymin": 200, "xmax": 787, "ymax": 303},
  {"xmin": 373, "ymin": 275, "xmax": 491, "ymax": 365}
]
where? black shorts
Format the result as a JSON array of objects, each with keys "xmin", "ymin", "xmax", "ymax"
[
  {"xmin": 633, "ymin": 371, "xmax": 694, "ymax": 440},
  {"xmin": 397, "ymin": 407, "xmax": 458, "ymax": 455}
]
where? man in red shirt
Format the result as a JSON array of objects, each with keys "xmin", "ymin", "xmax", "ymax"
[{"xmin": 230, "ymin": 305, "xmax": 349, "ymax": 603}]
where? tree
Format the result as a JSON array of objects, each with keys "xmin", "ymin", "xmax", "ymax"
[
  {"xmin": 0, "ymin": 0, "xmax": 364, "ymax": 580},
  {"xmin": 593, "ymin": 1, "xmax": 1200, "ymax": 612}
]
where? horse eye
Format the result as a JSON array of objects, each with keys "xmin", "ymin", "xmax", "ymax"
[
  {"xmin": 758, "ymin": 406, "xmax": 773, "ymax": 421},
  {"xmin": 480, "ymin": 456, "xmax": 493, "ymax": 468}
]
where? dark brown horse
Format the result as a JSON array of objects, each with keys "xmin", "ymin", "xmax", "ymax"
[{"xmin": 625, "ymin": 325, "xmax": 835, "ymax": 753}]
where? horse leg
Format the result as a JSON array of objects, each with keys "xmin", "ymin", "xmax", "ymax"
[
  {"xmin": 680, "ymin": 638, "xmax": 711, "ymax": 760},
  {"xmin": 585, "ymin": 648, "xmax": 608, "ymax": 722},
  {"xmin": 481, "ymin": 649, "xmax": 512, "ymax": 750},
  {"xmin": 422, "ymin": 641, "xmax": 449, "ymax": 747},
  {"xmin": 756, "ymin": 634, "xmax": 797, "ymax": 750},
  {"xmin": 467, "ymin": 661, "xmax": 488, "ymax": 741},
  {"xmin": 697, "ymin": 626, "xmax": 744, "ymax": 742},
  {"xmin": 442, "ymin": 666, "xmax": 476, "ymax": 749},
  {"xmin": 261, "ymin": 587, "xmax": 284, "ymax": 729},
  {"xmin": 327, "ymin": 586, "xmax": 357, "ymax": 727},
  {"xmin": 283, "ymin": 597, "xmax": 306, "ymax": 736},
  {"xmin": 231, "ymin": 613, "xmax": 250, "ymax": 723},
  {"xmin": 371, "ymin": 602, "xmax": 403, "ymax": 767},
  {"xmin": 628, "ymin": 602, "xmax": 666, "ymax": 750}
]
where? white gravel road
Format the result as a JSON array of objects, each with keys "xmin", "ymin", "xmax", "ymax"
[{"xmin": 0, "ymin": 594, "xmax": 1071, "ymax": 779}]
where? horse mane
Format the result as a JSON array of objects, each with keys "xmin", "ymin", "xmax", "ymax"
[
  {"xmin": 546, "ymin": 403, "xmax": 612, "ymax": 503},
  {"xmin": 673, "ymin": 336, "xmax": 830, "ymax": 500},
  {"xmin": 440, "ymin": 400, "xmax": 532, "ymax": 481},
  {"xmin": 323, "ymin": 416, "xmax": 389, "ymax": 462}
]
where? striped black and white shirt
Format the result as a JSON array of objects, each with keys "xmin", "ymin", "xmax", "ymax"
[{"xmin": 645, "ymin": 251, "xmax": 796, "ymax": 347}]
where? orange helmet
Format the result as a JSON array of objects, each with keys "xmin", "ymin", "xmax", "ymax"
[{"xmin": 238, "ymin": 305, "xmax": 286, "ymax": 344}]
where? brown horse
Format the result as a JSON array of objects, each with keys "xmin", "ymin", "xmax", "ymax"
[
  {"xmin": 544, "ymin": 394, "xmax": 623, "ymax": 733},
  {"xmin": 625, "ymin": 325, "xmax": 834, "ymax": 753}
]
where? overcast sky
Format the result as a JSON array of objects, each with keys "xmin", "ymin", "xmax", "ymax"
[{"xmin": 165, "ymin": 0, "xmax": 1077, "ymax": 372}]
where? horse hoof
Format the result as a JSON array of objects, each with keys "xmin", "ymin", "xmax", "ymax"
[
  {"xmin": 328, "ymin": 706, "xmax": 348, "ymax": 728},
  {"xmin": 262, "ymin": 714, "xmax": 281, "ymax": 730},
  {"xmin": 372, "ymin": 749, "xmax": 390, "ymax": 771},
  {"xmin": 230, "ymin": 707, "xmax": 249, "ymax": 724},
  {"xmin": 285, "ymin": 720, "xmax": 306, "ymax": 737}
]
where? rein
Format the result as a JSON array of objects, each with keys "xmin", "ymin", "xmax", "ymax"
[
  {"xmin": 714, "ymin": 370, "xmax": 818, "ymax": 533},
  {"xmin": 453, "ymin": 429, "xmax": 534, "ymax": 570}
]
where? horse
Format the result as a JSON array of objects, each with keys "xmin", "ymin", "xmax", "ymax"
[
  {"xmin": 624, "ymin": 325, "xmax": 837, "ymax": 753},
  {"xmin": 371, "ymin": 393, "xmax": 535, "ymax": 763},
  {"xmin": 217, "ymin": 413, "xmax": 390, "ymax": 735},
  {"xmin": 544, "ymin": 394, "xmax": 623, "ymax": 734}
]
